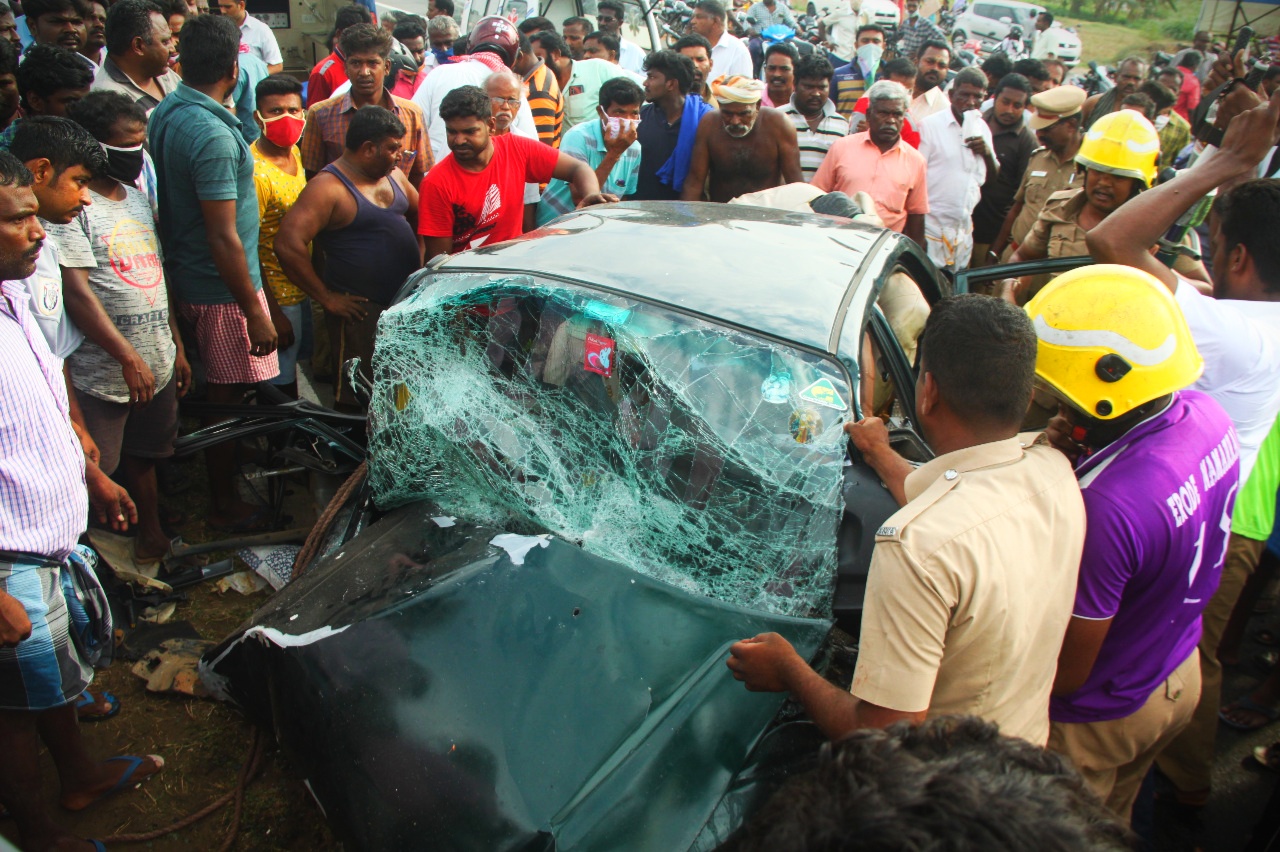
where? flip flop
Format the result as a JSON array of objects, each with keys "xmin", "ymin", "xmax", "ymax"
[
  {"xmin": 1220, "ymin": 696, "xmax": 1280, "ymax": 731},
  {"xmin": 90, "ymin": 842, "xmax": 106, "ymax": 852},
  {"xmin": 74, "ymin": 690, "xmax": 120, "ymax": 722},
  {"xmin": 61, "ymin": 754, "xmax": 164, "ymax": 812},
  {"xmin": 1251, "ymin": 743, "xmax": 1280, "ymax": 772}
]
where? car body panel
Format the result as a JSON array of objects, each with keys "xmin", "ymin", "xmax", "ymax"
[{"xmin": 204, "ymin": 503, "xmax": 831, "ymax": 851}]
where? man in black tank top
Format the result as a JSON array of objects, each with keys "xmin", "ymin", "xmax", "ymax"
[{"xmin": 275, "ymin": 105, "xmax": 421, "ymax": 408}]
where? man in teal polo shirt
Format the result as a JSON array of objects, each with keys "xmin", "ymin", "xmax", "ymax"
[
  {"xmin": 537, "ymin": 76, "xmax": 642, "ymax": 226},
  {"xmin": 148, "ymin": 12, "xmax": 279, "ymax": 533}
]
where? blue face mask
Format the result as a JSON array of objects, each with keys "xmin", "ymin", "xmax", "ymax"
[{"xmin": 432, "ymin": 47, "xmax": 452, "ymax": 64}]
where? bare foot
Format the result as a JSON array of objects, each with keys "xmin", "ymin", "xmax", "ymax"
[
  {"xmin": 133, "ymin": 534, "xmax": 171, "ymax": 564},
  {"xmin": 60, "ymin": 755, "xmax": 163, "ymax": 811}
]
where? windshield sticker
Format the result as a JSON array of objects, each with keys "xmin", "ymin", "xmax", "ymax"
[
  {"xmin": 798, "ymin": 378, "xmax": 847, "ymax": 411},
  {"xmin": 760, "ymin": 371, "xmax": 791, "ymax": 404},
  {"xmin": 583, "ymin": 300, "xmax": 632, "ymax": 325},
  {"xmin": 584, "ymin": 333, "xmax": 614, "ymax": 377},
  {"xmin": 789, "ymin": 408, "xmax": 823, "ymax": 444}
]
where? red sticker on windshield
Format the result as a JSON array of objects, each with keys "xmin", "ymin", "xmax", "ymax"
[{"xmin": 584, "ymin": 333, "xmax": 614, "ymax": 377}]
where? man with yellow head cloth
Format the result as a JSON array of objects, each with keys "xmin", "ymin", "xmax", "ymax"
[{"xmin": 680, "ymin": 73, "xmax": 803, "ymax": 202}]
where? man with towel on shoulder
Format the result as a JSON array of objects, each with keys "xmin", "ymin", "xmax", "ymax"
[{"xmin": 681, "ymin": 73, "xmax": 803, "ymax": 202}]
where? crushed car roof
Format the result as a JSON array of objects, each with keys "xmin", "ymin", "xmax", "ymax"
[{"xmin": 436, "ymin": 201, "xmax": 892, "ymax": 354}]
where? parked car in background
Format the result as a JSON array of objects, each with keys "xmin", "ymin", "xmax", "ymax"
[{"xmin": 951, "ymin": 0, "xmax": 1080, "ymax": 65}]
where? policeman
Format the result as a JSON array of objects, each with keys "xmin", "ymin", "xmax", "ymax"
[
  {"xmin": 725, "ymin": 295, "xmax": 1085, "ymax": 746},
  {"xmin": 1029, "ymin": 265, "xmax": 1238, "ymax": 824},
  {"xmin": 989, "ymin": 84, "xmax": 1086, "ymax": 262},
  {"xmin": 1011, "ymin": 110, "xmax": 1206, "ymax": 301}
]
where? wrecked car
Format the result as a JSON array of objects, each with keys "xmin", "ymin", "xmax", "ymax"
[{"xmin": 204, "ymin": 202, "xmax": 952, "ymax": 850}]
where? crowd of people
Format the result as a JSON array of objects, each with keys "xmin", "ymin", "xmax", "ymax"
[{"xmin": 0, "ymin": 0, "xmax": 1278, "ymax": 847}]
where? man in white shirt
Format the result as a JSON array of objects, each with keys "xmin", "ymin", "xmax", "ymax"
[
  {"xmin": 918, "ymin": 67, "xmax": 994, "ymax": 270},
  {"xmin": 1086, "ymin": 91, "xmax": 1280, "ymax": 808},
  {"xmin": 413, "ymin": 16, "xmax": 537, "ymax": 164},
  {"xmin": 690, "ymin": 0, "xmax": 751, "ymax": 82},
  {"xmin": 909, "ymin": 40, "xmax": 950, "ymax": 124},
  {"xmin": 216, "ymin": 0, "xmax": 281, "ymax": 73},
  {"xmin": 594, "ymin": 0, "xmax": 645, "ymax": 75}
]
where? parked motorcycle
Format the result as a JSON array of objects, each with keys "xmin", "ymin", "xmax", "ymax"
[{"xmin": 1067, "ymin": 60, "xmax": 1114, "ymax": 97}]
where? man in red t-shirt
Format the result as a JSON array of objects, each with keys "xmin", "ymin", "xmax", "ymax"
[{"xmin": 419, "ymin": 85, "xmax": 613, "ymax": 257}]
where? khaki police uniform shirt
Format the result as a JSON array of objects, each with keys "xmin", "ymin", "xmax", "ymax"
[
  {"xmin": 1010, "ymin": 147, "xmax": 1080, "ymax": 247},
  {"xmin": 851, "ymin": 435, "xmax": 1085, "ymax": 746}
]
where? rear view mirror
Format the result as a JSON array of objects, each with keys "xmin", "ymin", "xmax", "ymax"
[{"xmin": 999, "ymin": 15, "xmax": 1012, "ymax": 23}]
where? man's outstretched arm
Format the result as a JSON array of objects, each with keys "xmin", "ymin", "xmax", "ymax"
[
  {"xmin": 727, "ymin": 633, "xmax": 926, "ymax": 739},
  {"xmin": 1087, "ymin": 88, "xmax": 1280, "ymax": 292}
]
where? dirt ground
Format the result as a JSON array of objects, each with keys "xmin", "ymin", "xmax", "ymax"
[{"xmin": 0, "ymin": 454, "xmax": 341, "ymax": 852}]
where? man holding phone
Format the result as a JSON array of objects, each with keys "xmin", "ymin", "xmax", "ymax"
[{"xmin": 917, "ymin": 66, "xmax": 996, "ymax": 270}]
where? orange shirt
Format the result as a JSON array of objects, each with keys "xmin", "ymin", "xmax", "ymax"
[{"xmin": 811, "ymin": 131, "xmax": 929, "ymax": 233}]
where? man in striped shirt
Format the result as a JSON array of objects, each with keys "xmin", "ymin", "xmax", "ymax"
[
  {"xmin": 515, "ymin": 30, "xmax": 564, "ymax": 147},
  {"xmin": 0, "ymin": 149, "xmax": 164, "ymax": 852},
  {"xmin": 780, "ymin": 55, "xmax": 847, "ymax": 182}
]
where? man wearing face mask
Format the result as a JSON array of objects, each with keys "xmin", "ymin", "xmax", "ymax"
[
  {"xmin": 828, "ymin": 23, "xmax": 883, "ymax": 120},
  {"xmin": 53, "ymin": 92, "xmax": 189, "ymax": 563},
  {"xmin": 680, "ymin": 74, "xmax": 802, "ymax": 202},
  {"xmin": 537, "ymin": 75, "xmax": 643, "ymax": 225},
  {"xmin": 275, "ymin": 105, "xmax": 419, "ymax": 410},
  {"xmin": 897, "ymin": 0, "xmax": 945, "ymax": 65},
  {"xmin": 250, "ymin": 74, "xmax": 307, "ymax": 398}
]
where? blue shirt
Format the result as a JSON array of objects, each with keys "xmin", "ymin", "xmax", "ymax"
[
  {"xmin": 232, "ymin": 53, "xmax": 270, "ymax": 144},
  {"xmin": 149, "ymin": 84, "xmax": 262, "ymax": 305},
  {"xmin": 536, "ymin": 119, "xmax": 640, "ymax": 227}
]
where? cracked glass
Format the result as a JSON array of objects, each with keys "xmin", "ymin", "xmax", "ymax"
[{"xmin": 366, "ymin": 273, "xmax": 851, "ymax": 617}]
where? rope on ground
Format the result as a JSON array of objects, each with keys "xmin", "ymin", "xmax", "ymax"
[
  {"xmin": 104, "ymin": 727, "xmax": 265, "ymax": 848},
  {"xmin": 291, "ymin": 460, "xmax": 368, "ymax": 580}
]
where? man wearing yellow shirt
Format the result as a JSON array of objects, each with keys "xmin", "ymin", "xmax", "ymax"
[{"xmin": 251, "ymin": 74, "xmax": 308, "ymax": 398}]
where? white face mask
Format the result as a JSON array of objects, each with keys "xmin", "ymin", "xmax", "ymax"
[
  {"xmin": 1154, "ymin": 114, "xmax": 1171, "ymax": 130},
  {"xmin": 856, "ymin": 43, "xmax": 883, "ymax": 67},
  {"xmin": 601, "ymin": 112, "xmax": 641, "ymax": 135}
]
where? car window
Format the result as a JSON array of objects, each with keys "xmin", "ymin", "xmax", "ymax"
[
  {"xmin": 973, "ymin": 3, "xmax": 1004, "ymax": 19},
  {"xmin": 366, "ymin": 272, "xmax": 852, "ymax": 617}
]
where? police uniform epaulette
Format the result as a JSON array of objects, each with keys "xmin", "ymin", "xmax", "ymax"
[
  {"xmin": 874, "ymin": 467, "xmax": 963, "ymax": 543},
  {"xmin": 1029, "ymin": 144, "xmax": 1047, "ymax": 155}
]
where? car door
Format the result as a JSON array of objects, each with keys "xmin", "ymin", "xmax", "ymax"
[
  {"xmin": 971, "ymin": 2, "xmax": 1007, "ymax": 44},
  {"xmin": 951, "ymin": 255, "xmax": 1094, "ymax": 296},
  {"xmin": 830, "ymin": 247, "xmax": 941, "ymax": 632}
]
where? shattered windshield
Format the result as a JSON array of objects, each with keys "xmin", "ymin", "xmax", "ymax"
[{"xmin": 365, "ymin": 273, "xmax": 850, "ymax": 617}]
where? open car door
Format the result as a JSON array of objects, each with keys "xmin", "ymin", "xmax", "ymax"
[{"xmin": 952, "ymin": 255, "xmax": 1094, "ymax": 295}]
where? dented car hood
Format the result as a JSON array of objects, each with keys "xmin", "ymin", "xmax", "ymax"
[{"xmin": 204, "ymin": 502, "xmax": 831, "ymax": 851}]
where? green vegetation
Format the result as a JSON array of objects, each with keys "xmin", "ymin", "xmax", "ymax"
[{"xmin": 1042, "ymin": 0, "xmax": 1203, "ymax": 62}]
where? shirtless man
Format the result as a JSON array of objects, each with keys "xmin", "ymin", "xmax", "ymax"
[{"xmin": 681, "ymin": 74, "xmax": 802, "ymax": 202}]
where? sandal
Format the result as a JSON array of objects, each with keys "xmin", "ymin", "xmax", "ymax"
[
  {"xmin": 74, "ymin": 690, "xmax": 120, "ymax": 722},
  {"xmin": 60, "ymin": 754, "xmax": 164, "ymax": 812},
  {"xmin": 1250, "ymin": 743, "xmax": 1280, "ymax": 772},
  {"xmin": 1220, "ymin": 696, "xmax": 1280, "ymax": 731}
]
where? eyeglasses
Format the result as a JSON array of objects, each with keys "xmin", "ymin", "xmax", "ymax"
[{"xmin": 489, "ymin": 96, "xmax": 521, "ymax": 107}]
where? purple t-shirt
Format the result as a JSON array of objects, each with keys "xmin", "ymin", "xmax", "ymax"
[{"xmin": 1051, "ymin": 391, "xmax": 1239, "ymax": 724}]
